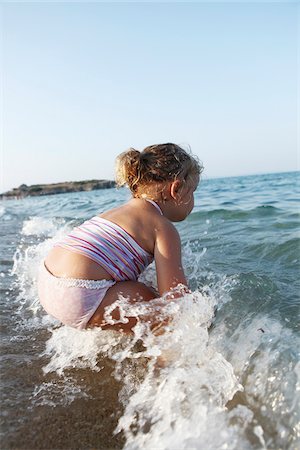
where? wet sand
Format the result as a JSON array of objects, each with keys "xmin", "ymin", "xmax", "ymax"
[{"xmin": 2, "ymin": 355, "xmax": 125, "ymax": 450}]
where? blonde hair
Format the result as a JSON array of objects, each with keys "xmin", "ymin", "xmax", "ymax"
[{"xmin": 115, "ymin": 143, "xmax": 203, "ymax": 196}]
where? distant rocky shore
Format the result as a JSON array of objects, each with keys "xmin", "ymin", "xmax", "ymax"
[{"xmin": 0, "ymin": 179, "xmax": 116, "ymax": 200}]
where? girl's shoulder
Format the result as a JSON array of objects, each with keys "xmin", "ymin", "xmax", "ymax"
[
  {"xmin": 99, "ymin": 198, "xmax": 163, "ymax": 222},
  {"xmin": 97, "ymin": 198, "xmax": 169, "ymax": 254}
]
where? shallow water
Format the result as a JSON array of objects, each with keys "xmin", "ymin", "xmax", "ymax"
[{"xmin": 1, "ymin": 171, "xmax": 299, "ymax": 449}]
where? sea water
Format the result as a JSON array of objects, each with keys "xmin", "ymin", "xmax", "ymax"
[{"xmin": 1, "ymin": 171, "xmax": 299, "ymax": 449}]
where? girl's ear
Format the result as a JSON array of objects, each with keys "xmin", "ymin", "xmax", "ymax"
[{"xmin": 170, "ymin": 180, "xmax": 182, "ymax": 200}]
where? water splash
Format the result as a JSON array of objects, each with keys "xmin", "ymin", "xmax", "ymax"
[{"xmin": 8, "ymin": 213, "xmax": 300, "ymax": 450}]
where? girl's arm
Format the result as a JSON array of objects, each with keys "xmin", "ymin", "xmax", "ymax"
[{"xmin": 154, "ymin": 220, "xmax": 188, "ymax": 296}]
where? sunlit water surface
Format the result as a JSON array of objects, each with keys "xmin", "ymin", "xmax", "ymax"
[{"xmin": 1, "ymin": 171, "xmax": 299, "ymax": 449}]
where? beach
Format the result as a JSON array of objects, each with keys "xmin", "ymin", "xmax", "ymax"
[{"xmin": 1, "ymin": 171, "xmax": 299, "ymax": 450}]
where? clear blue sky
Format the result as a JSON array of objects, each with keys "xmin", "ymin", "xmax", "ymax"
[{"xmin": 1, "ymin": 1, "xmax": 299, "ymax": 192}]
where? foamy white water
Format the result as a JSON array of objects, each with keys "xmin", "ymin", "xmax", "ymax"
[
  {"xmin": 11, "ymin": 217, "xmax": 295, "ymax": 450},
  {"xmin": 2, "ymin": 173, "xmax": 299, "ymax": 449}
]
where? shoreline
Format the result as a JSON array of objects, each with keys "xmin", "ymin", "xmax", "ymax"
[{"xmin": 0, "ymin": 179, "xmax": 116, "ymax": 200}]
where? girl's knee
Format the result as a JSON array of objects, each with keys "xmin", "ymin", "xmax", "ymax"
[
  {"xmin": 111, "ymin": 280, "xmax": 157, "ymax": 302},
  {"xmin": 87, "ymin": 280, "xmax": 157, "ymax": 329}
]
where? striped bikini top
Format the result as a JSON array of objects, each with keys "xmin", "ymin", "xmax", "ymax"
[{"xmin": 55, "ymin": 201, "xmax": 163, "ymax": 281}]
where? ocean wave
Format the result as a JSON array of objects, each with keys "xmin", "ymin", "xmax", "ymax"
[
  {"xmin": 211, "ymin": 316, "xmax": 300, "ymax": 450},
  {"xmin": 10, "ymin": 219, "xmax": 73, "ymax": 315},
  {"xmin": 33, "ymin": 289, "xmax": 300, "ymax": 449},
  {"xmin": 5, "ymin": 175, "xmax": 299, "ymax": 450},
  {"xmin": 242, "ymin": 237, "xmax": 300, "ymax": 266},
  {"xmin": 190, "ymin": 205, "xmax": 284, "ymax": 222},
  {"xmin": 36, "ymin": 290, "xmax": 252, "ymax": 450},
  {"xmin": 10, "ymin": 232, "xmax": 297, "ymax": 449},
  {"xmin": 0, "ymin": 205, "xmax": 6, "ymax": 218},
  {"xmin": 21, "ymin": 216, "xmax": 67, "ymax": 237}
]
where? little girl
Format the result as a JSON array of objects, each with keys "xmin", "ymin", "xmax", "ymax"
[{"xmin": 38, "ymin": 143, "xmax": 202, "ymax": 331}]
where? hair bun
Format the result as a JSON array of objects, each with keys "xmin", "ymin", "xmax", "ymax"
[{"xmin": 115, "ymin": 148, "xmax": 141, "ymax": 189}]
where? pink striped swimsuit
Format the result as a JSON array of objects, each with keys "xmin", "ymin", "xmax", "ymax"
[{"xmin": 55, "ymin": 216, "xmax": 153, "ymax": 281}]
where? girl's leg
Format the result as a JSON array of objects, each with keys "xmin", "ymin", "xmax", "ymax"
[{"xmin": 87, "ymin": 281, "xmax": 158, "ymax": 332}]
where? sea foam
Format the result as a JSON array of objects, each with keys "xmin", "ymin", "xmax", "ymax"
[{"xmin": 10, "ymin": 214, "xmax": 299, "ymax": 450}]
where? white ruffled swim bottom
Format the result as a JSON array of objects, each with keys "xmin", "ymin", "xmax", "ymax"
[{"xmin": 38, "ymin": 263, "xmax": 115, "ymax": 329}]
